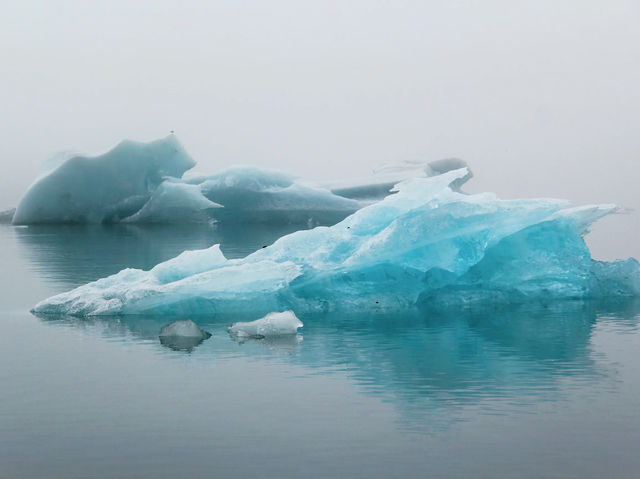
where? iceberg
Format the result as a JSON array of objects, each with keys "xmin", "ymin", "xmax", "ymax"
[
  {"xmin": 32, "ymin": 167, "xmax": 640, "ymax": 317},
  {"xmin": 228, "ymin": 311, "xmax": 303, "ymax": 339},
  {"xmin": 122, "ymin": 180, "xmax": 221, "ymax": 223},
  {"xmin": 13, "ymin": 136, "xmax": 195, "ymax": 224},
  {"xmin": 12, "ymin": 136, "xmax": 468, "ymax": 225},
  {"xmin": 186, "ymin": 166, "xmax": 361, "ymax": 225},
  {"xmin": 313, "ymin": 157, "xmax": 471, "ymax": 201}
]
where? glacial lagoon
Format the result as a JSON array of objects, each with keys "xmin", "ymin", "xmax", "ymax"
[{"xmin": 2, "ymin": 223, "xmax": 640, "ymax": 478}]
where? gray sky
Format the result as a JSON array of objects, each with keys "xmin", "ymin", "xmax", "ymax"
[{"xmin": 1, "ymin": 0, "xmax": 639, "ymax": 259}]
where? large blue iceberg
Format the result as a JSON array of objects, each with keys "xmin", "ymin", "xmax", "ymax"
[
  {"xmin": 33, "ymin": 168, "xmax": 640, "ymax": 316},
  {"xmin": 11, "ymin": 136, "xmax": 453, "ymax": 225}
]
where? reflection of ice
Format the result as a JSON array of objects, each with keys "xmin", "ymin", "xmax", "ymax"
[
  {"xmin": 230, "ymin": 333, "xmax": 304, "ymax": 352},
  {"xmin": 14, "ymin": 223, "xmax": 303, "ymax": 289},
  {"xmin": 159, "ymin": 335, "xmax": 209, "ymax": 352},
  {"xmin": 34, "ymin": 299, "xmax": 640, "ymax": 431}
]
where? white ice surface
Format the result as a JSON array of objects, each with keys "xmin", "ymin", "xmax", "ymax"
[{"xmin": 228, "ymin": 311, "xmax": 303, "ymax": 338}]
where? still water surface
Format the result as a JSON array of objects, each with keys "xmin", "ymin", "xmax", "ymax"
[{"xmin": 1, "ymin": 224, "xmax": 639, "ymax": 478}]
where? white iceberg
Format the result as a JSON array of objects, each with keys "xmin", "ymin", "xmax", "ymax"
[
  {"xmin": 228, "ymin": 311, "xmax": 303, "ymax": 339},
  {"xmin": 33, "ymin": 167, "xmax": 640, "ymax": 317}
]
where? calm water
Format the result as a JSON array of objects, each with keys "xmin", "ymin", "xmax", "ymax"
[{"xmin": 1, "ymin": 224, "xmax": 639, "ymax": 478}]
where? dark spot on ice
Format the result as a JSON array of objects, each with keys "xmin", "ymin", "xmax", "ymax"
[{"xmin": 262, "ymin": 245, "xmax": 267, "ymax": 248}]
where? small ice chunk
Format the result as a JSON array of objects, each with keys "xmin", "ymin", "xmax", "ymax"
[
  {"xmin": 158, "ymin": 319, "xmax": 211, "ymax": 352},
  {"xmin": 159, "ymin": 319, "xmax": 211, "ymax": 339},
  {"xmin": 228, "ymin": 311, "xmax": 303, "ymax": 339}
]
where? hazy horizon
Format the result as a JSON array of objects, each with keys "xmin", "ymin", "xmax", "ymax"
[{"xmin": 1, "ymin": 0, "xmax": 638, "ymax": 259}]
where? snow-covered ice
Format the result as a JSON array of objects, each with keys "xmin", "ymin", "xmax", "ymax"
[
  {"xmin": 228, "ymin": 311, "xmax": 303, "ymax": 339},
  {"xmin": 33, "ymin": 167, "xmax": 640, "ymax": 317}
]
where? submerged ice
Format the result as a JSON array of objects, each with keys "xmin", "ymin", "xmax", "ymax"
[
  {"xmin": 12, "ymin": 135, "xmax": 454, "ymax": 226},
  {"xmin": 33, "ymin": 168, "xmax": 640, "ymax": 316}
]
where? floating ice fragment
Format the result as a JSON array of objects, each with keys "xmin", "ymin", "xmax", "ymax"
[
  {"xmin": 159, "ymin": 319, "xmax": 212, "ymax": 339},
  {"xmin": 158, "ymin": 319, "xmax": 211, "ymax": 352},
  {"xmin": 228, "ymin": 311, "xmax": 303, "ymax": 339}
]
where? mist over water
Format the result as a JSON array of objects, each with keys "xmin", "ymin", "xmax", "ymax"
[
  {"xmin": 2, "ymin": 1, "xmax": 639, "ymax": 259},
  {"xmin": 1, "ymin": 1, "xmax": 639, "ymax": 477}
]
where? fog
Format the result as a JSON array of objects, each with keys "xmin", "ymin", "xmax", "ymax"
[{"xmin": 1, "ymin": 0, "xmax": 638, "ymax": 259}]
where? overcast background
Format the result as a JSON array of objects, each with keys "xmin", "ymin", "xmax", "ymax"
[{"xmin": 1, "ymin": 0, "xmax": 638, "ymax": 259}]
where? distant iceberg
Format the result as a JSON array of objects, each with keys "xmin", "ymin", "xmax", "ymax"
[
  {"xmin": 33, "ymin": 168, "xmax": 640, "ymax": 316},
  {"xmin": 12, "ymin": 135, "xmax": 454, "ymax": 226},
  {"xmin": 13, "ymin": 136, "xmax": 195, "ymax": 224}
]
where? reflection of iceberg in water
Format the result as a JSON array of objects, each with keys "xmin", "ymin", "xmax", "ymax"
[
  {"xmin": 14, "ymin": 222, "xmax": 303, "ymax": 289},
  {"xmin": 34, "ymin": 300, "xmax": 640, "ymax": 429}
]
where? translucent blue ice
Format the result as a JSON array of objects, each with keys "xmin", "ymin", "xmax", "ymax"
[{"xmin": 33, "ymin": 168, "xmax": 640, "ymax": 316}]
